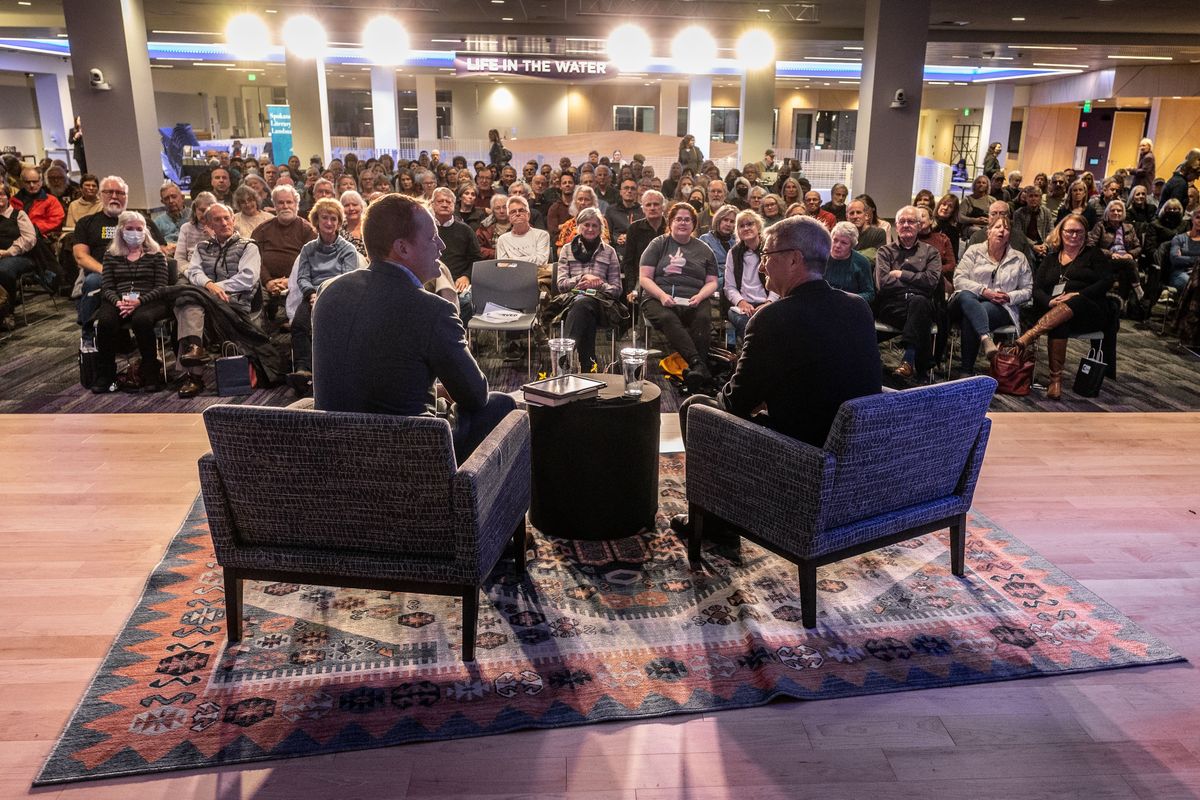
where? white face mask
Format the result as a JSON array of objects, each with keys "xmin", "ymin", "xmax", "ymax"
[{"xmin": 122, "ymin": 229, "xmax": 146, "ymax": 247}]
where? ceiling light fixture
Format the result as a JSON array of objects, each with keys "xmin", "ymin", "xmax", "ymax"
[
  {"xmin": 283, "ymin": 15, "xmax": 326, "ymax": 57},
  {"xmin": 1011, "ymin": 17, "xmax": 1025, "ymax": 21},
  {"xmin": 843, "ymin": 46, "xmax": 863, "ymax": 51},
  {"xmin": 803, "ymin": 56, "xmax": 861, "ymax": 62},
  {"xmin": 1008, "ymin": 45, "xmax": 1077, "ymax": 50},
  {"xmin": 673, "ymin": 26, "xmax": 716, "ymax": 70},
  {"xmin": 224, "ymin": 14, "xmax": 271, "ymax": 61},
  {"xmin": 736, "ymin": 29, "xmax": 775, "ymax": 69},
  {"xmin": 1107, "ymin": 54, "xmax": 1172, "ymax": 61},
  {"xmin": 362, "ymin": 15, "xmax": 409, "ymax": 65},
  {"xmin": 1033, "ymin": 62, "xmax": 1089, "ymax": 69},
  {"xmin": 607, "ymin": 23, "xmax": 652, "ymax": 70}
]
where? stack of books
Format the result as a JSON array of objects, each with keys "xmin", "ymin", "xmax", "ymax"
[{"xmin": 522, "ymin": 375, "xmax": 606, "ymax": 407}]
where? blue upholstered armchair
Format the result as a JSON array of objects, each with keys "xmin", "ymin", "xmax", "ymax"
[
  {"xmin": 684, "ymin": 376, "xmax": 996, "ymax": 629},
  {"xmin": 198, "ymin": 404, "xmax": 531, "ymax": 662}
]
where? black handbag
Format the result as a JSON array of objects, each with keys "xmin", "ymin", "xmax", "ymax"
[
  {"xmin": 1072, "ymin": 344, "xmax": 1107, "ymax": 398},
  {"xmin": 78, "ymin": 342, "xmax": 98, "ymax": 390},
  {"xmin": 215, "ymin": 342, "xmax": 257, "ymax": 396}
]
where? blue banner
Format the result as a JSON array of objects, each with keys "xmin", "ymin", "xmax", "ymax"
[{"xmin": 266, "ymin": 105, "xmax": 293, "ymax": 164}]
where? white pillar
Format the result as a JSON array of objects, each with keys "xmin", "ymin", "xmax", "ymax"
[
  {"xmin": 852, "ymin": 0, "xmax": 930, "ymax": 218},
  {"xmin": 738, "ymin": 63, "xmax": 775, "ymax": 166},
  {"xmin": 62, "ymin": 0, "xmax": 162, "ymax": 208},
  {"xmin": 416, "ymin": 75, "xmax": 437, "ymax": 144},
  {"xmin": 659, "ymin": 80, "xmax": 680, "ymax": 136},
  {"xmin": 33, "ymin": 73, "xmax": 74, "ymax": 159},
  {"xmin": 370, "ymin": 65, "xmax": 399, "ymax": 153},
  {"xmin": 978, "ymin": 83, "xmax": 1015, "ymax": 176},
  {"xmin": 285, "ymin": 55, "xmax": 332, "ymax": 166},
  {"xmin": 1146, "ymin": 97, "xmax": 1163, "ymax": 147},
  {"xmin": 687, "ymin": 76, "xmax": 712, "ymax": 152}
]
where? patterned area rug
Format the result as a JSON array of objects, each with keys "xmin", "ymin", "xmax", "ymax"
[{"xmin": 36, "ymin": 455, "xmax": 1183, "ymax": 785}]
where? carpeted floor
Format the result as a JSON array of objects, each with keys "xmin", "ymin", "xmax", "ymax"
[
  {"xmin": 4, "ymin": 291, "xmax": 1199, "ymax": 413},
  {"xmin": 35, "ymin": 454, "xmax": 1183, "ymax": 786}
]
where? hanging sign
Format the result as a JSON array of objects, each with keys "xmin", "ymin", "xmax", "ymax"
[{"xmin": 454, "ymin": 54, "xmax": 616, "ymax": 80}]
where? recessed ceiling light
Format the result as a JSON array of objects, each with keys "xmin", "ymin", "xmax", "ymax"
[
  {"xmin": 803, "ymin": 56, "xmax": 861, "ymax": 62},
  {"xmin": 1107, "ymin": 54, "xmax": 1172, "ymax": 61},
  {"xmin": 265, "ymin": 8, "xmax": 277, "ymax": 13},
  {"xmin": 1173, "ymin": 95, "xmax": 1182, "ymax": 99},
  {"xmin": 757, "ymin": 8, "xmax": 770, "ymax": 12},
  {"xmin": 952, "ymin": 55, "xmax": 970, "ymax": 59},
  {"xmin": 953, "ymin": 81, "xmax": 968, "ymax": 85},
  {"xmin": 1034, "ymin": 62, "xmax": 1089, "ymax": 69},
  {"xmin": 152, "ymin": 29, "xmax": 222, "ymax": 35},
  {"xmin": 1008, "ymin": 45, "xmax": 1077, "ymax": 51},
  {"xmin": 929, "ymin": 81, "xmax": 950, "ymax": 85},
  {"xmin": 1011, "ymin": 17, "xmax": 1025, "ymax": 21},
  {"xmin": 501, "ymin": 16, "xmax": 513, "ymax": 21},
  {"xmin": 842, "ymin": 46, "xmax": 863, "ymax": 51}
]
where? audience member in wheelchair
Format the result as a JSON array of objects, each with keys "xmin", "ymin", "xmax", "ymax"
[
  {"xmin": 724, "ymin": 209, "xmax": 778, "ymax": 344},
  {"xmin": 639, "ymin": 202, "xmax": 720, "ymax": 393},
  {"xmin": 824, "ymin": 221, "xmax": 875, "ymax": 305},
  {"xmin": 552, "ymin": 207, "xmax": 621, "ymax": 373},
  {"xmin": 1016, "ymin": 214, "xmax": 1115, "ymax": 400},
  {"xmin": 0, "ymin": 181, "xmax": 36, "ymax": 329},
  {"xmin": 174, "ymin": 203, "xmax": 262, "ymax": 399},
  {"xmin": 1088, "ymin": 199, "xmax": 1142, "ymax": 300},
  {"xmin": 1168, "ymin": 211, "xmax": 1200, "ymax": 292},
  {"xmin": 91, "ymin": 211, "xmax": 171, "ymax": 393},
  {"xmin": 948, "ymin": 216, "xmax": 1033, "ymax": 376},
  {"xmin": 287, "ymin": 198, "xmax": 361, "ymax": 396}
]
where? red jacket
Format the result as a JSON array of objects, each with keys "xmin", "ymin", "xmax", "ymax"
[{"xmin": 14, "ymin": 191, "xmax": 64, "ymax": 236}]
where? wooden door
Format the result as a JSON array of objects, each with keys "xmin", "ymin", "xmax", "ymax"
[{"xmin": 1107, "ymin": 111, "xmax": 1146, "ymax": 177}]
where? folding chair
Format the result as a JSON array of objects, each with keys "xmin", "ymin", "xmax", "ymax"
[{"xmin": 466, "ymin": 259, "xmax": 540, "ymax": 375}]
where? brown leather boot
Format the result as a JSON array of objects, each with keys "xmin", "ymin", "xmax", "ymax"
[
  {"xmin": 1016, "ymin": 303, "xmax": 1074, "ymax": 350},
  {"xmin": 1046, "ymin": 338, "xmax": 1068, "ymax": 400}
]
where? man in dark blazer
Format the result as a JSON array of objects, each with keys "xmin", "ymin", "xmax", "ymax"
[
  {"xmin": 673, "ymin": 215, "xmax": 881, "ymax": 538},
  {"xmin": 312, "ymin": 193, "xmax": 515, "ymax": 461}
]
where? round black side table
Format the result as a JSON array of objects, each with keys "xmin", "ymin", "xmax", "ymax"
[{"xmin": 527, "ymin": 374, "xmax": 661, "ymax": 540}]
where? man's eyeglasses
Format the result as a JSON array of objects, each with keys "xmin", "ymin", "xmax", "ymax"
[
  {"xmin": 23, "ymin": 178, "xmax": 41, "ymax": 185},
  {"xmin": 101, "ymin": 189, "xmax": 127, "ymax": 197}
]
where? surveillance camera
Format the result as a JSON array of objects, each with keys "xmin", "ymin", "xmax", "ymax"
[
  {"xmin": 89, "ymin": 68, "xmax": 111, "ymax": 91},
  {"xmin": 890, "ymin": 89, "xmax": 907, "ymax": 109}
]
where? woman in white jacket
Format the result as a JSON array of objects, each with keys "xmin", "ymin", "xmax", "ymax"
[{"xmin": 948, "ymin": 216, "xmax": 1033, "ymax": 375}]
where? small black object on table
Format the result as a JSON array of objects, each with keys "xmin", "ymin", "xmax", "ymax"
[{"xmin": 527, "ymin": 373, "xmax": 660, "ymax": 540}]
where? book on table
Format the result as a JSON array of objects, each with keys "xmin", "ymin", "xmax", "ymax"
[{"xmin": 522, "ymin": 375, "xmax": 606, "ymax": 406}]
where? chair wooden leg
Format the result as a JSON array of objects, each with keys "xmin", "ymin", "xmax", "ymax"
[
  {"xmin": 223, "ymin": 569, "xmax": 243, "ymax": 642},
  {"xmin": 512, "ymin": 518, "xmax": 529, "ymax": 574},
  {"xmin": 461, "ymin": 587, "xmax": 478, "ymax": 662},
  {"xmin": 799, "ymin": 561, "xmax": 818, "ymax": 628},
  {"xmin": 687, "ymin": 502, "xmax": 703, "ymax": 564},
  {"xmin": 950, "ymin": 513, "xmax": 967, "ymax": 576}
]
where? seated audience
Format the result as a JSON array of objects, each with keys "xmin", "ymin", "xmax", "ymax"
[
  {"xmin": 175, "ymin": 203, "xmax": 262, "ymax": 398},
  {"xmin": 554, "ymin": 185, "xmax": 610, "ymax": 251},
  {"xmin": 431, "ymin": 186, "xmax": 483, "ymax": 321},
  {"xmin": 64, "ymin": 174, "xmax": 102, "ymax": 230},
  {"xmin": 822, "ymin": 183, "xmax": 849, "ymax": 221},
  {"xmin": 339, "ymin": 190, "xmax": 367, "ymax": 257},
  {"xmin": 1017, "ymin": 214, "xmax": 1115, "ymax": 399},
  {"xmin": 73, "ymin": 176, "xmax": 166, "ymax": 347},
  {"xmin": 287, "ymin": 198, "xmax": 361, "ymax": 397},
  {"xmin": 699, "ymin": 204, "xmax": 738, "ymax": 286},
  {"xmin": 622, "ymin": 190, "xmax": 666, "ymax": 298},
  {"xmin": 233, "ymin": 184, "xmax": 274, "ymax": 240},
  {"xmin": 91, "ymin": 211, "xmax": 172, "ymax": 393},
  {"xmin": 1056, "ymin": 179, "xmax": 1098, "ymax": 229},
  {"xmin": 724, "ymin": 210, "xmax": 778, "ymax": 343},
  {"xmin": 605, "ymin": 177, "xmax": 644, "ymax": 261},
  {"xmin": 175, "ymin": 192, "xmax": 215, "ymax": 278},
  {"xmin": 959, "ymin": 175, "xmax": 995, "ymax": 240},
  {"xmin": 875, "ymin": 205, "xmax": 942, "ymax": 381},
  {"xmin": 846, "ymin": 198, "xmax": 886, "ymax": 260},
  {"xmin": 1088, "ymin": 199, "xmax": 1142, "ymax": 299},
  {"xmin": 803, "ymin": 191, "xmax": 836, "ymax": 229},
  {"xmin": 455, "ymin": 183, "xmax": 484, "ymax": 231},
  {"xmin": 553, "ymin": 207, "xmax": 621, "ymax": 372},
  {"xmin": 312, "ymin": 193, "xmax": 515, "ymax": 462},
  {"xmin": 251, "ymin": 185, "xmax": 316, "ymax": 317},
  {"xmin": 639, "ymin": 202, "xmax": 719, "ymax": 393},
  {"xmin": 933, "ymin": 193, "xmax": 962, "ymax": 256},
  {"xmin": 495, "ymin": 195, "xmax": 550, "ymax": 264},
  {"xmin": 948, "ymin": 217, "xmax": 1033, "ymax": 375},
  {"xmin": 759, "ymin": 193, "xmax": 784, "ymax": 227},
  {"xmin": 825, "ymin": 221, "xmax": 876, "ymax": 305},
  {"xmin": 1013, "ymin": 185, "xmax": 1053, "ymax": 261},
  {"xmin": 152, "ymin": 181, "xmax": 188, "ymax": 257},
  {"xmin": 476, "ymin": 193, "xmax": 512, "ymax": 260},
  {"xmin": 16, "ymin": 167, "xmax": 65, "ymax": 237},
  {"xmin": 0, "ymin": 182, "xmax": 36, "ymax": 329},
  {"xmin": 1167, "ymin": 211, "xmax": 1200, "ymax": 291},
  {"xmin": 697, "ymin": 180, "xmax": 728, "ymax": 233}
]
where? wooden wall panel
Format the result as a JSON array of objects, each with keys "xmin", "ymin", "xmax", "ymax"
[
  {"xmin": 1016, "ymin": 106, "xmax": 1081, "ymax": 178},
  {"xmin": 1151, "ymin": 98, "xmax": 1200, "ymax": 181}
]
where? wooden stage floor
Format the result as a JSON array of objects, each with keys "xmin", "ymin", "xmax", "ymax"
[{"xmin": 1, "ymin": 412, "xmax": 1198, "ymax": 799}]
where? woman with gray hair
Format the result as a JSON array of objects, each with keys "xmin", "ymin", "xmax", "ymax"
[
  {"xmin": 554, "ymin": 206, "xmax": 621, "ymax": 372},
  {"xmin": 92, "ymin": 210, "xmax": 171, "ymax": 393},
  {"xmin": 232, "ymin": 183, "xmax": 274, "ymax": 239},
  {"xmin": 1087, "ymin": 198, "xmax": 1142, "ymax": 299},
  {"xmin": 724, "ymin": 209, "xmax": 778, "ymax": 343},
  {"xmin": 556, "ymin": 184, "xmax": 610, "ymax": 248},
  {"xmin": 825, "ymin": 220, "xmax": 875, "ymax": 304}
]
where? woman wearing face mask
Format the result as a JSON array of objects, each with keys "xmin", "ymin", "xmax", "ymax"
[{"xmin": 92, "ymin": 211, "xmax": 171, "ymax": 393}]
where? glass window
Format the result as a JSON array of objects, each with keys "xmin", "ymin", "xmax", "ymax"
[{"xmin": 613, "ymin": 105, "xmax": 656, "ymax": 132}]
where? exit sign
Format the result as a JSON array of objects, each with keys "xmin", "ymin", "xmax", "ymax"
[
  {"xmin": 248, "ymin": 73, "xmax": 257, "ymax": 81},
  {"xmin": 1083, "ymin": 100, "xmax": 1092, "ymax": 113},
  {"xmin": 962, "ymin": 107, "xmax": 970, "ymax": 117}
]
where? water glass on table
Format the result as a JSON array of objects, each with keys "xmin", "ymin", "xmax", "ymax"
[{"xmin": 620, "ymin": 347, "xmax": 648, "ymax": 396}]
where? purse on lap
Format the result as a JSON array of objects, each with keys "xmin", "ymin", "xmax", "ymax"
[{"xmin": 990, "ymin": 342, "xmax": 1035, "ymax": 396}]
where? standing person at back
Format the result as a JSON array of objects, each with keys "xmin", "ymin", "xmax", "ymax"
[{"xmin": 312, "ymin": 193, "xmax": 515, "ymax": 462}]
